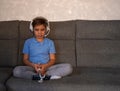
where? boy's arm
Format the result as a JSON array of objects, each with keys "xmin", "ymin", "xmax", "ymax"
[
  {"xmin": 23, "ymin": 54, "xmax": 34, "ymax": 67},
  {"xmin": 40, "ymin": 53, "xmax": 56, "ymax": 75},
  {"xmin": 46, "ymin": 53, "xmax": 56, "ymax": 68},
  {"xmin": 23, "ymin": 54, "xmax": 39, "ymax": 72}
]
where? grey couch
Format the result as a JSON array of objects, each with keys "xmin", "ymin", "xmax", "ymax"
[{"xmin": 0, "ymin": 20, "xmax": 120, "ymax": 91}]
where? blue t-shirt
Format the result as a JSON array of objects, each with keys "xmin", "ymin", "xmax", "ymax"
[{"xmin": 23, "ymin": 37, "xmax": 56, "ymax": 64}]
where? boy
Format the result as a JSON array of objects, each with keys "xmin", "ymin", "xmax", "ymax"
[{"xmin": 13, "ymin": 16, "xmax": 73, "ymax": 80}]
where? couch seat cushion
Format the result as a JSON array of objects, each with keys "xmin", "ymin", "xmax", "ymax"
[
  {"xmin": 6, "ymin": 67, "xmax": 120, "ymax": 91},
  {"xmin": 0, "ymin": 68, "xmax": 13, "ymax": 91}
]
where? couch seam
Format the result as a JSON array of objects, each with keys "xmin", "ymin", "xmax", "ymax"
[{"xmin": 75, "ymin": 20, "xmax": 77, "ymax": 67}]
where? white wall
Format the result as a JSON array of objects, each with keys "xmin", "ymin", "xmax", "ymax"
[{"xmin": 0, "ymin": 0, "xmax": 120, "ymax": 21}]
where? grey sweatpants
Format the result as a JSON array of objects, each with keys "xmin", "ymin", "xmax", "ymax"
[{"xmin": 13, "ymin": 63, "xmax": 73, "ymax": 79}]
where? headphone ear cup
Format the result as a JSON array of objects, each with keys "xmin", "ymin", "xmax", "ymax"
[
  {"xmin": 45, "ymin": 27, "xmax": 50, "ymax": 37},
  {"xmin": 44, "ymin": 21, "xmax": 50, "ymax": 37}
]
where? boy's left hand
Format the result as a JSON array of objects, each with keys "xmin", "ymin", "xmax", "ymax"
[{"xmin": 39, "ymin": 64, "xmax": 48, "ymax": 75}]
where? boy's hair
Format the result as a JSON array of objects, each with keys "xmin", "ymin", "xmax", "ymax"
[{"xmin": 29, "ymin": 16, "xmax": 50, "ymax": 36}]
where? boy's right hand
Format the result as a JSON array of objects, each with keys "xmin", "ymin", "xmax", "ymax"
[{"xmin": 33, "ymin": 64, "xmax": 41, "ymax": 73}]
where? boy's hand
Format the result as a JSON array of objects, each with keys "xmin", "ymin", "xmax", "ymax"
[
  {"xmin": 39, "ymin": 64, "xmax": 48, "ymax": 75},
  {"xmin": 33, "ymin": 64, "xmax": 41, "ymax": 73}
]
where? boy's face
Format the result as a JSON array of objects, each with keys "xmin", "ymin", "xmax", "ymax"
[{"xmin": 33, "ymin": 24, "xmax": 46, "ymax": 39}]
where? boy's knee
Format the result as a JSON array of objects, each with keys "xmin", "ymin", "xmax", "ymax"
[
  {"xmin": 13, "ymin": 66, "xmax": 22, "ymax": 77},
  {"xmin": 65, "ymin": 63, "xmax": 73, "ymax": 75}
]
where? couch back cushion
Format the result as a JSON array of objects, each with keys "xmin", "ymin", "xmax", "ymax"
[
  {"xmin": 0, "ymin": 21, "xmax": 19, "ymax": 67},
  {"xmin": 49, "ymin": 21, "xmax": 76, "ymax": 66},
  {"xmin": 18, "ymin": 21, "xmax": 33, "ymax": 65},
  {"xmin": 76, "ymin": 20, "xmax": 120, "ymax": 67},
  {"xmin": 18, "ymin": 20, "xmax": 76, "ymax": 67}
]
